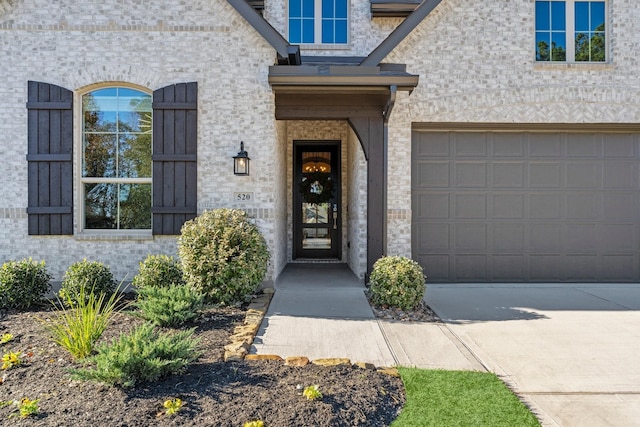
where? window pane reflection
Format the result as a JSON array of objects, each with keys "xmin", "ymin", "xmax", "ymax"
[
  {"xmin": 302, "ymin": 228, "xmax": 331, "ymax": 249},
  {"xmin": 85, "ymin": 183, "xmax": 151, "ymax": 230},
  {"xmin": 303, "ymin": 203, "xmax": 329, "ymax": 224},
  {"xmin": 82, "ymin": 87, "xmax": 152, "ymax": 231}
]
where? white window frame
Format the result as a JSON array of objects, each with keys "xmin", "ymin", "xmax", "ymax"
[
  {"xmin": 535, "ymin": 0, "xmax": 608, "ymax": 63},
  {"xmin": 76, "ymin": 83, "xmax": 153, "ymax": 235}
]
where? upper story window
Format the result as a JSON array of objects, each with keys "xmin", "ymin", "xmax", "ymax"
[
  {"xmin": 289, "ymin": 0, "xmax": 348, "ymax": 45},
  {"xmin": 535, "ymin": 1, "xmax": 606, "ymax": 62},
  {"xmin": 81, "ymin": 87, "xmax": 152, "ymax": 230}
]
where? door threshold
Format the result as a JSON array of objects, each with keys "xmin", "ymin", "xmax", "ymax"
[{"xmin": 290, "ymin": 259, "xmax": 343, "ymax": 264}]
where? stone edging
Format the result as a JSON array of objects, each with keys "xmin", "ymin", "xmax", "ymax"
[{"xmin": 223, "ymin": 288, "xmax": 400, "ymax": 378}]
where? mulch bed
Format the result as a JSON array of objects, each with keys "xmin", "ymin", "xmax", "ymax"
[{"xmin": 0, "ymin": 298, "xmax": 405, "ymax": 426}]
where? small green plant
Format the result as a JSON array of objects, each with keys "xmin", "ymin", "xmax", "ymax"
[
  {"xmin": 244, "ymin": 421, "xmax": 265, "ymax": 427},
  {"xmin": 369, "ymin": 256, "xmax": 426, "ymax": 311},
  {"xmin": 178, "ymin": 208, "xmax": 270, "ymax": 305},
  {"xmin": 59, "ymin": 259, "xmax": 115, "ymax": 307},
  {"xmin": 41, "ymin": 283, "xmax": 125, "ymax": 359},
  {"xmin": 0, "ymin": 334, "xmax": 13, "ymax": 345},
  {"xmin": 134, "ymin": 284, "xmax": 204, "ymax": 327},
  {"xmin": 71, "ymin": 322, "xmax": 201, "ymax": 388},
  {"xmin": 0, "ymin": 258, "xmax": 51, "ymax": 310},
  {"xmin": 303, "ymin": 385, "xmax": 323, "ymax": 401},
  {"xmin": 163, "ymin": 397, "xmax": 183, "ymax": 416},
  {"xmin": 133, "ymin": 255, "xmax": 185, "ymax": 289},
  {"xmin": 15, "ymin": 398, "xmax": 39, "ymax": 418},
  {"xmin": 1, "ymin": 351, "xmax": 22, "ymax": 370}
]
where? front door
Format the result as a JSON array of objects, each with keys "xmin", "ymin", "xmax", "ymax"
[{"xmin": 293, "ymin": 141, "xmax": 341, "ymax": 259}]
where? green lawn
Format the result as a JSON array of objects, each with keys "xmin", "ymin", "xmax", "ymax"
[{"xmin": 392, "ymin": 368, "xmax": 541, "ymax": 427}]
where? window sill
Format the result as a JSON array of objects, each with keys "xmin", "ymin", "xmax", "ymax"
[
  {"xmin": 534, "ymin": 62, "xmax": 615, "ymax": 71},
  {"xmin": 299, "ymin": 44, "xmax": 351, "ymax": 51},
  {"xmin": 74, "ymin": 231, "xmax": 154, "ymax": 241}
]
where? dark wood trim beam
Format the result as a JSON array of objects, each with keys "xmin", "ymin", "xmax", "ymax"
[
  {"xmin": 348, "ymin": 116, "xmax": 387, "ymax": 279},
  {"xmin": 226, "ymin": 0, "xmax": 300, "ymax": 64},
  {"xmin": 275, "ymin": 93, "xmax": 387, "ymax": 120},
  {"xmin": 361, "ymin": 0, "xmax": 443, "ymax": 66},
  {"xmin": 348, "ymin": 117, "xmax": 371, "ymax": 160}
]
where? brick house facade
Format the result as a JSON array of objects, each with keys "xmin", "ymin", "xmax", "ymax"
[{"xmin": 2, "ymin": 0, "xmax": 640, "ymax": 283}]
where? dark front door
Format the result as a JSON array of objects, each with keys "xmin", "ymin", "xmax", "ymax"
[{"xmin": 293, "ymin": 141, "xmax": 341, "ymax": 259}]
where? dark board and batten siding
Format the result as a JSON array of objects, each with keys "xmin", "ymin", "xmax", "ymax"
[
  {"xmin": 26, "ymin": 81, "xmax": 74, "ymax": 235},
  {"xmin": 152, "ymin": 82, "xmax": 198, "ymax": 235}
]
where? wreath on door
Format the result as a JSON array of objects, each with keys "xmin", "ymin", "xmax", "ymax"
[{"xmin": 299, "ymin": 172, "xmax": 334, "ymax": 205}]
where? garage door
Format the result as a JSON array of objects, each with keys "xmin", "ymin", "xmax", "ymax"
[{"xmin": 412, "ymin": 128, "xmax": 640, "ymax": 282}]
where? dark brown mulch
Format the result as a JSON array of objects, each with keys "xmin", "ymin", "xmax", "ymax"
[{"xmin": 0, "ymin": 300, "xmax": 405, "ymax": 426}]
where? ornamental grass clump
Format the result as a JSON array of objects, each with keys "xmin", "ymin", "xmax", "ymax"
[
  {"xmin": 59, "ymin": 259, "xmax": 115, "ymax": 307},
  {"xmin": 0, "ymin": 258, "xmax": 51, "ymax": 310},
  {"xmin": 178, "ymin": 208, "xmax": 270, "ymax": 305},
  {"xmin": 71, "ymin": 322, "xmax": 201, "ymax": 388},
  {"xmin": 41, "ymin": 283, "xmax": 125, "ymax": 359},
  {"xmin": 369, "ymin": 256, "xmax": 426, "ymax": 311}
]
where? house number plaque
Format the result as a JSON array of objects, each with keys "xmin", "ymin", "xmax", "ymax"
[{"xmin": 234, "ymin": 192, "xmax": 253, "ymax": 202}]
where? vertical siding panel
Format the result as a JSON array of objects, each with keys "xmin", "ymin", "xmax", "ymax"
[
  {"xmin": 60, "ymin": 96, "xmax": 74, "ymax": 234},
  {"xmin": 152, "ymin": 86, "xmax": 165, "ymax": 234},
  {"xmin": 49, "ymin": 85, "xmax": 63, "ymax": 234}
]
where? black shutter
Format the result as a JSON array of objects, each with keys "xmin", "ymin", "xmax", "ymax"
[
  {"xmin": 26, "ymin": 81, "xmax": 74, "ymax": 235},
  {"xmin": 152, "ymin": 82, "xmax": 198, "ymax": 235}
]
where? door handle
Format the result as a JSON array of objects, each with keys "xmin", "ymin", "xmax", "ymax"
[{"xmin": 333, "ymin": 203, "xmax": 338, "ymax": 229}]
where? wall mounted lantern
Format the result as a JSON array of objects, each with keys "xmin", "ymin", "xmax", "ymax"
[{"xmin": 233, "ymin": 141, "xmax": 250, "ymax": 175}]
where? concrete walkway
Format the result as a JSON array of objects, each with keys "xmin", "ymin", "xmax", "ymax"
[
  {"xmin": 251, "ymin": 264, "xmax": 640, "ymax": 426},
  {"xmin": 429, "ymin": 283, "xmax": 640, "ymax": 427},
  {"xmin": 251, "ymin": 264, "xmax": 481, "ymax": 370}
]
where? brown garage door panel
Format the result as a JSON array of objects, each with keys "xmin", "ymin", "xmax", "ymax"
[{"xmin": 411, "ymin": 129, "xmax": 640, "ymax": 282}]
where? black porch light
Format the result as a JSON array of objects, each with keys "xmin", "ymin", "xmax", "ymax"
[{"xmin": 233, "ymin": 141, "xmax": 250, "ymax": 175}]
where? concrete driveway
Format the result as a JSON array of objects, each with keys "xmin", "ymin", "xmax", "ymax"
[{"xmin": 428, "ymin": 283, "xmax": 640, "ymax": 427}]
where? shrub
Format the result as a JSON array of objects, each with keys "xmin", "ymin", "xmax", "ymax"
[
  {"xmin": 0, "ymin": 258, "xmax": 51, "ymax": 310},
  {"xmin": 178, "ymin": 208, "xmax": 270, "ymax": 305},
  {"xmin": 60, "ymin": 259, "xmax": 114, "ymax": 306},
  {"xmin": 132, "ymin": 255, "xmax": 184, "ymax": 289},
  {"xmin": 369, "ymin": 256, "xmax": 426, "ymax": 311},
  {"xmin": 134, "ymin": 284, "xmax": 204, "ymax": 327},
  {"xmin": 41, "ymin": 284, "xmax": 125, "ymax": 359},
  {"xmin": 71, "ymin": 322, "xmax": 201, "ymax": 388}
]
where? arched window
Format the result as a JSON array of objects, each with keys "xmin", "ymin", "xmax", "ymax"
[
  {"xmin": 81, "ymin": 87, "xmax": 152, "ymax": 230},
  {"xmin": 27, "ymin": 81, "xmax": 197, "ymax": 236}
]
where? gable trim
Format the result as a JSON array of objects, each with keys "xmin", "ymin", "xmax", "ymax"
[
  {"xmin": 361, "ymin": 0, "xmax": 443, "ymax": 66},
  {"xmin": 226, "ymin": 0, "xmax": 301, "ymax": 65}
]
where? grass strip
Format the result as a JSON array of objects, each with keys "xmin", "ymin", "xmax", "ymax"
[{"xmin": 392, "ymin": 368, "xmax": 540, "ymax": 427}]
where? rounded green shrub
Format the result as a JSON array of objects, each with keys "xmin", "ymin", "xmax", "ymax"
[
  {"xmin": 134, "ymin": 284, "xmax": 204, "ymax": 327},
  {"xmin": 178, "ymin": 208, "xmax": 270, "ymax": 305},
  {"xmin": 132, "ymin": 255, "xmax": 184, "ymax": 289},
  {"xmin": 133, "ymin": 255, "xmax": 201, "ymax": 326},
  {"xmin": 60, "ymin": 259, "xmax": 115, "ymax": 306},
  {"xmin": 369, "ymin": 256, "xmax": 426, "ymax": 311},
  {"xmin": 0, "ymin": 258, "xmax": 51, "ymax": 309},
  {"xmin": 70, "ymin": 322, "xmax": 201, "ymax": 388}
]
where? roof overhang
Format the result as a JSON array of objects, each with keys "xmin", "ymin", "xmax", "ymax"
[
  {"xmin": 370, "ymin": 0, "xmax": 422, "ymax": 18},
  {"xmin": 268, "ymin": 64, "xmax": 419, "ymax": 94}
]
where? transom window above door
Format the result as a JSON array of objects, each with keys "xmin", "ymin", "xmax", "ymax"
[
  {"xmin": 535, "ymin": 0, "xmax": 606, "ymax": 62},
  {"xmin": 288, "ymin": 0, "xmax": 348, "ymax": 45}
]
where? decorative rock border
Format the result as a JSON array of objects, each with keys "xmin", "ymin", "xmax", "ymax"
[{"xmin": 223, "ymin": 288, "xmax": 400, "ymax": 378}]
